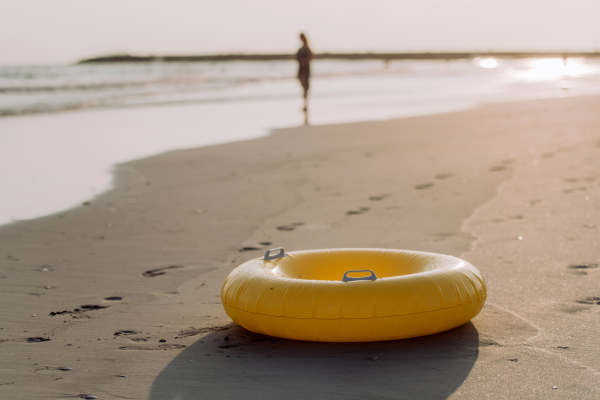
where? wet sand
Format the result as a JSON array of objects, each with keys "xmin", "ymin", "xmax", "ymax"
[{"xmin": 1, "ymin": 95, "xmax": 600, "ymax": 399}]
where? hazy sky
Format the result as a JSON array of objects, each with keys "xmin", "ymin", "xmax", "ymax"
[{"xmin": 2, "ymin": 0, "xmax": 600, "ymax": 64}]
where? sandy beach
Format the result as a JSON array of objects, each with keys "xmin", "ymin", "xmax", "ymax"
[{"xmin": 1, "ymin": 95, "xmax": 600, "ymax": 399}]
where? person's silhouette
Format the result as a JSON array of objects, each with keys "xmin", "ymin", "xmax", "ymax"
[{"xmin": 296, "ymin": 33, "xmax": 313, "ymax": 125}]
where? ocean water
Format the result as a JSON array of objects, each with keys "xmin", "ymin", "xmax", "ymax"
[{"xmin": 1, "ymin": 57, "xmax": 600, "ymax": 225}]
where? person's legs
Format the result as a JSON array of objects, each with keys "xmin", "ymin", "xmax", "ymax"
[
  {"xmin": 297, "ymin": 66, "xmax": 310, "ymax": 124},
  {"xmin": 299, "ymin": 74, "xmax": 309, "ymax": 110},
  {"xmin": 301, "ymin": 76, "xmax": 309, "ymax": 93}
]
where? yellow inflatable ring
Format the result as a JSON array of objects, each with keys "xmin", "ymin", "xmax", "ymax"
[{"xmin": 221, "ymin": 248, "xmax": 486, "ymax": 342}]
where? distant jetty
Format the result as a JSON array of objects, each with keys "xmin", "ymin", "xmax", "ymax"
[{"xmin": 78, "ymin": 52, "xmax": 600, "ymax": 64}]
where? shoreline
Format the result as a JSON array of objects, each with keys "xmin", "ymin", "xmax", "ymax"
[
  {"xmin": 0, "ymin": 96, "xmax": 477, "ymax": 227},
  {"xmin": 2, "ymin": 95, "xmax": 600, "ymax": 398},
  {"xmin": 3, "ymin": 88, "xmax": 599, "ymax": 229}
]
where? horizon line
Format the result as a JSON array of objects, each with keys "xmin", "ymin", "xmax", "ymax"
[{"xmin": 79, "ymin": 51, "xmax": 600, "ymax": 64}]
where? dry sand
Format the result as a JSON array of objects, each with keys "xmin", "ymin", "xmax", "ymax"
[{"xmin": 1, "ymin": 95, "xmax": 600, "ymax": 399}]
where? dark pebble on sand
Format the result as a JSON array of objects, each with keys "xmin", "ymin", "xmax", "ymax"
[
  {"xmin": 116, "ymin": 374, "xmax": 126, "ymax": 378},
  {"xmin": 159, "ymin": 339, "xmax": 166, "ymax": 343},
  {"xmin": 104, "ymin": 296, "xmax": 122, "ymax": 301},
  {"xmin": 57, "ymin": 367, "xmax": 72, "ymax": 371}
]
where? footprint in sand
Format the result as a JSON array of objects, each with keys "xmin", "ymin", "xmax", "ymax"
[
  {"xmin": 49, "ymin": 305, "xmax": 108, "ymax": 316},
  {"xmin": 568, "ymin": 264, "xmax": 597, "ymax": 275},
  {"xmin": 369, "ymin": 194, "xmax": 390, "ymax": 201},
  {"xmin": 80, "ymin": 305, "xmax": 107, "ymax": 310},
  {"xmin": 26, "ymin": 337, "xmax": 51, "ymax": 343},
  {"xmin": 238, "ymin": 246, "xmax": 261, "ymax": 252},
  {"xmin": 346, "ymin": 207, "xmax": 370, "ymax": 216},
  {"xmin": 414, "ymin": 183, "xmax": 433, "ymax": 190},
  {"xmin": 276, "ymin": 222, "xmax": 304, "ymax": 231},
  {"xmin": 238, "ymin": 242, "xmax": 273, "ymax": 252},
  {"xmin": 568, "ymin": 263, "xmax": 598, "ymax": 269},
  {"xmin": 560, "ymin": 304, "xmax": 590, "ymax": 314},
  {"xmin": 114, "ymin": 330, "xmax": 140, "ymax": 337},
  {"xmin": 3, "ymin": 337, "xmax": 53, "ymax": 344},
  {"xmin": 174, "ymin": 326, "xmax": 229, "ymax": 339},
  {"xmin": 575, "ymin": 297, "xmax": 600, "ymax": 305},
  {"xmin": 142, "ymin": 265, "xmax": 183, "ymax": 277}
]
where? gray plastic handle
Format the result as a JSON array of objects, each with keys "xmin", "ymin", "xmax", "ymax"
[
  {"xmin": 342, "ymin": 270, "xmax": 377, "ymax": 282},
  {"xmin": 264, "ymin": 247, "xmax": 286, "ymax": 261}
]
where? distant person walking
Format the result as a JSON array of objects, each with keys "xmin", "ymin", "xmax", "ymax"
[{"xmin": 296, "ymin": 33, "xmax": 313, "ymax": 124}]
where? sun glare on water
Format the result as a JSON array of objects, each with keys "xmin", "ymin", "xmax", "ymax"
[
  {"xmin": 517, "ymin": 58, "xmax": 589, "ymax": 81},
  {"xmin": 478, "ymin": 58, "xmax": 498, "ymax": 69}
]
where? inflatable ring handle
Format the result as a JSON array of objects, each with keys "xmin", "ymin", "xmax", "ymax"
[
  {"xmin": 342, "ymin": 270, "xmax": 377, "ymax": 282},
  {"xmin": 264, "ymin": 247, "xmax": 286, "ymax": 261}
]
